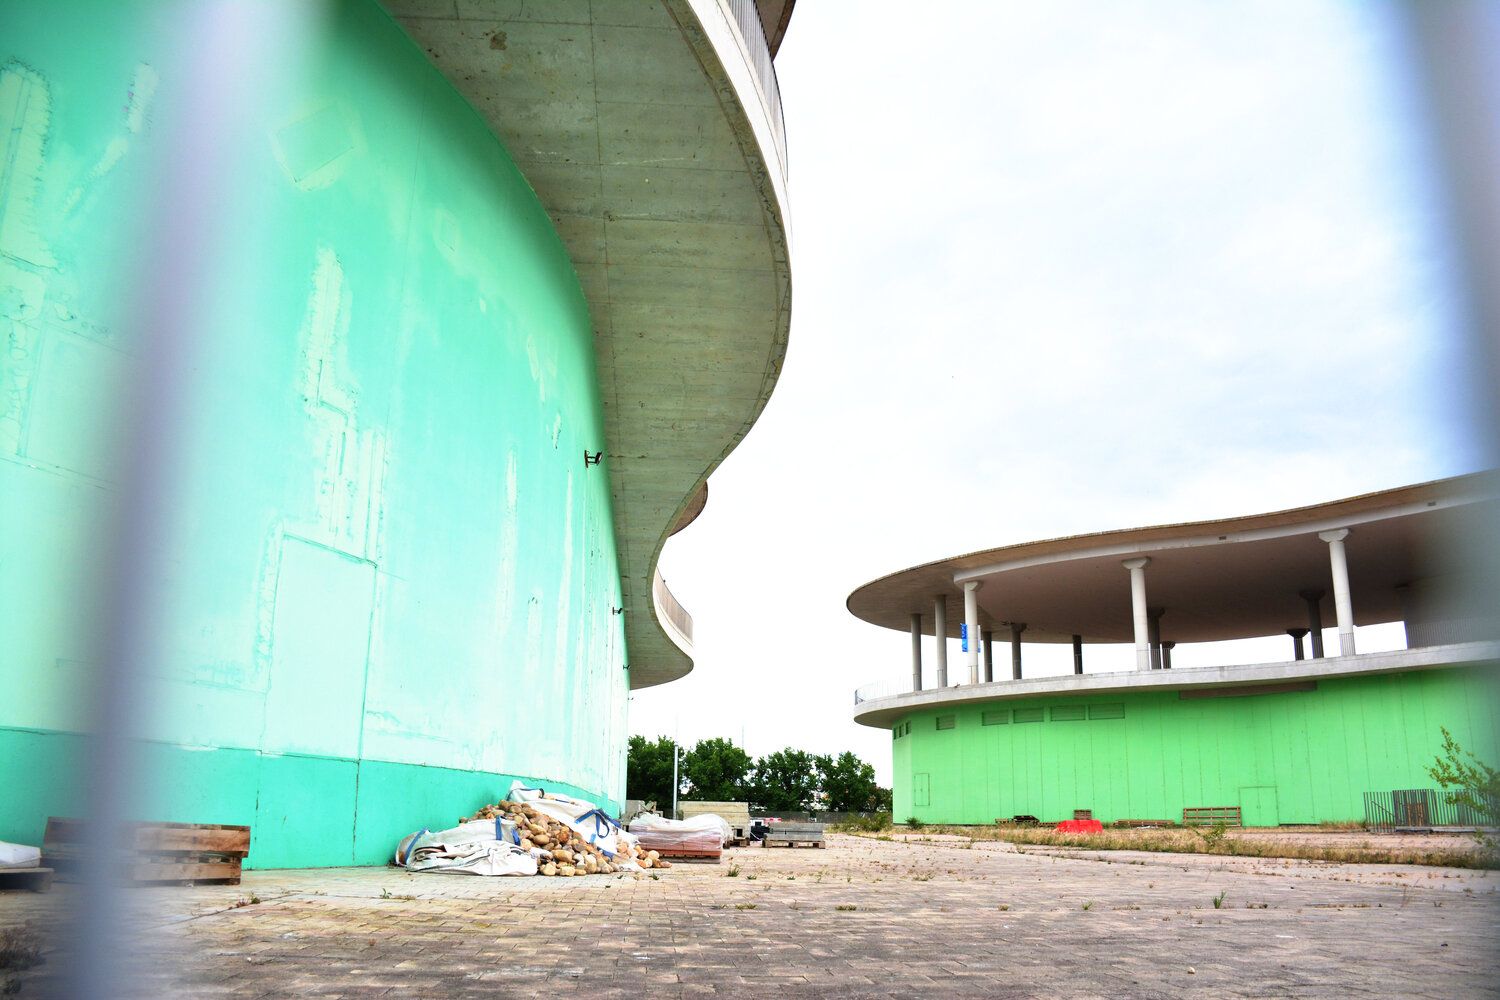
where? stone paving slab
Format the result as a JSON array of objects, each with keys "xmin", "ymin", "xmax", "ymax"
[{"xmin": 2, "ymin": 833, "xmax": 1497, "ymax": 997}]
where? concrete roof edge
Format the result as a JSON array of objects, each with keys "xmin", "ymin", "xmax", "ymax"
[
  {"xmin": 626, "ymin": 0, "xmax": 793, "ymax": 690},
  {"xmin": 846, "ymin": 471, "xmax": 1500, "ymax": 633}
]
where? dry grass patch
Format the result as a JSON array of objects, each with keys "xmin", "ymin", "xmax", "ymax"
[{"xmin": 901, "ymin": 824, "xmax": 1498, "ymax": 869}]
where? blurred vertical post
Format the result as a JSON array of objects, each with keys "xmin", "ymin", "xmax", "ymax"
[
  {"xmin": 1396, "ymin": 2, "xmax": 1500, "ymax": 644},
  {"xmin": 68, "ymin": 4, "xmax": 330, "ymax": 995}
]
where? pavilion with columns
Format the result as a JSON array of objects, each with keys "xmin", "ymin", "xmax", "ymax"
[{"xmin": 849, "ymin": 475, "xmax": 1500, "ymax": 827}]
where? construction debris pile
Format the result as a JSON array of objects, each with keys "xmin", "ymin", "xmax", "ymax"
[
  {"xmin": 394, "ymin": 781, "xmax": 671, "ymax": 878},
  {"xmin": 465, "ymin": 799, "xmax": 671, "ymax": 875}
]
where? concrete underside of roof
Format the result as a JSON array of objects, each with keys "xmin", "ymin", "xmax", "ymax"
[
  {"xmin": 386, "ymin": 0, "xmax": 791, "ymax": 689},
  {"xmin": 848, "ymin": 476, "xmax": 1499, "ymax": 645}
]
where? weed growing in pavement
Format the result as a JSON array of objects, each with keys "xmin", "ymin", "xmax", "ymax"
[
  {"xmin": 725, "ymin": 863, "xmax": 741, "ymax": 877},
  {"xmin": 746, "ymin": 874, "xmax": 758, "ymax": 881},
  {"xmin": 735, "ymin": 903, "xmax": 757, "ymax": 910},
  {"xmin": 1212, "ymin": 891, "xmax": 1227, "ymax": 909},
  {"xmin": 1081, "ymin": 901, "xmax": 1093, "ymax": 911},
  {"xmin": 835, "ymin": 905, "xmax": 857, "ymax": 911}
]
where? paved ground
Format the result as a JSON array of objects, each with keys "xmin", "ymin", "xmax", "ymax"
[{"xmin": 3, "ymin": 833, "xmax": 1498, "ymax": 997}]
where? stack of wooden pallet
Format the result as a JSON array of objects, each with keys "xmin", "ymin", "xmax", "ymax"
[{"xmin": 44, "ymin": 818, "xmax": 251, "ymax": 886}]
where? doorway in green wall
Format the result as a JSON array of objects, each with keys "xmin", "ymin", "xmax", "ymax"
[
  {"xmin": 1239, "ymin": 786, "xmax": 1280, "ymax": 827},
  {"xmin": 914, "ymin": 772, "xmax": 930, "ymax": 807}
]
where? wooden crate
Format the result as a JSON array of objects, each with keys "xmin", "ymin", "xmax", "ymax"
[
  {"xmin": 1182, "ymin": 806, "xmax": 1241, "ymax": 827},
  {"xmin": 763, "ymin": 822, "xmax": 825, "ymax": 848},
  {"xmin": 44, "ymin": 818, "xmax": 250, "ymax": 886}
]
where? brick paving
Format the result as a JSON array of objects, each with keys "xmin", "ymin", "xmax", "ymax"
[{"xmin": 3, "ymin": 833, "xmax": 1498, "ymax": 997}]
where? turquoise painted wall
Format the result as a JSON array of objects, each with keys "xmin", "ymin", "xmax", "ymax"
[
  {"xmin": 890, "ymin": 665, "xmax": 1500, "ymax": 826},
  {"xmin": 1, "ymin": 1, "xmax": 630, "ymax": 866}
]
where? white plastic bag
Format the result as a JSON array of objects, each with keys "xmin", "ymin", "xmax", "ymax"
[
  {"xmin": 395, "ymin": 819, "xmax": 537, "ymax": 877},
  {"xmin": 629, "ymin": 811, "xmax": 733, "ymax": 847},
  {"xmin": 0, "ymin": 841, "xmax": 41, "ymax": 870}
]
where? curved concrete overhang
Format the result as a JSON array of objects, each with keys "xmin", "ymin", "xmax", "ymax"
[
  {"xmin": 387, "ymin": 0, "xmax": 793, "ymax": 689},
  {"xmin": 852, "ymin": 640, "xmax": 1500, "ymax": 729},
  {"xmin": 848, "ymin": 473, "xmax": 1499, "ymax": 645}
]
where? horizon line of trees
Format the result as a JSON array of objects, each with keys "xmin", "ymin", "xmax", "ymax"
[{"xmin": 627, "ymin": 736, "xmax": 893, "ymax": 814}]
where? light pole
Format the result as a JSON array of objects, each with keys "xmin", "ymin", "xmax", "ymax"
[{"xmin": 671, "ymin": 738, "xmax": 680, "ymax": 819}]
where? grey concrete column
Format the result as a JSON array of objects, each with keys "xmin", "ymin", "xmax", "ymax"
[
  {"xmin": 1162, "ymin": 640, "xmax": 1175, "ymax": 670},
  {"xmin": 1319, "ymin": 529, "xmax": 1356, "ymax": 655},
  {"xmin": 1287, "ymin": 627, "xmax": 1308, "ymax": 661},
  {"xmin": 1395, "ymin": 584, "xmax": 1413, "ymax": 649},
  {"xmin": 934, "ymin": 594, "xmax": 948, "ymax": 687},
  {"xmin": 1071, "ymin": 634, "xmax": 1084, "ymax": 674},
  {"xmin": 1123, "ymin": 558, "xmax": 1152, "ymax": 670},
  {"xmin": 962, "ymin": 580, "xmax": 983, "ymax": 685},
  {"xmin": 982, "ymin": 629, "xmax": 995, "ymax": 683},
  {"xmin": 909, "ymin": 612, "xmax": 923, "ymax": 692},
  {"xmin": 1010, "ymin": 622, "xmax": 1027, "ymax": 680},
  {"xmin": 1300, "ymin": 589, "xmax": 1326, "ymax": 657},
  {"xmin": 1147, "ymin": 607, "xmax": 1165, "ymax": 670}
]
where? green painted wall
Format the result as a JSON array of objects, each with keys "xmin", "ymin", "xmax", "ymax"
[
  {"xmin": 890, "ymin": 665, "xmax": 1500, "ymax": 826},
  {"xmin": 2, "ymin": 1, "xmax": 630, "ymax": 866}
]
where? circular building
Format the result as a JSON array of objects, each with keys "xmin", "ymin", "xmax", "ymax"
[{"xmin": 849, "ymin": 476, "xmax": 1500, "ymax": 827}]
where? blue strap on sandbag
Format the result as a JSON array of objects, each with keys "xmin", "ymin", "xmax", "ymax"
[{"xmin": 401, "ymin": 828, "xmax": 429, "ymax": 866}]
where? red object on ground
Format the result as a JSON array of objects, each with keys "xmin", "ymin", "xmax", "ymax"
[{"xmin": 1054, "ymin": 819, "xmax": 1104, "ymax": 834}]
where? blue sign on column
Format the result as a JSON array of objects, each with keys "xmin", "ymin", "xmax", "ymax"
[{"xmin": 960, "ymin": 622, "xmax": 969, "ymax": 652}]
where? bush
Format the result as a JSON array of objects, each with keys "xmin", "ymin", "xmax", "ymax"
[
  {"xmin": 906, "ymin": 816, "xmax": 924, "ymax": 830},
  {"xmin": 830, "ymin": 813, "xmax": 891, "ymax": 833}
]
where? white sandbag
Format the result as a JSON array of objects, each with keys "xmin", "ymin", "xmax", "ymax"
[
  {"xmin": 507, "ymin": 781, "xmax": 640, "ymax": 861},
  {"xmin": 395, "ymin": 818, "xmax": 536, "ymax": 877},
  {"xmin": 0, "ymin": 841, "xmax": 41, "ymax": 870},
  {"xmin": 629, "ymin": 811, "xmax": 733, "ymax": 847}
]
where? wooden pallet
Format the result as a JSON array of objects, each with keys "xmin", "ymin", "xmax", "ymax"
[
  {"xmin": 655, "ymin": 847, "xmax": 722, "ymax": 863},
  {"xmin": 0, "ymin": 868, "xmax": 53, "ymax": 892},
  {"xmin": 44, "ymin": 817, "xmax": 250, "ymax": 886}
]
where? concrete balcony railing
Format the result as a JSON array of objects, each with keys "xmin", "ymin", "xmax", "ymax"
[
  {"xmin": 722, "ymin": 0, "xmax": 788, "ymax": 180},
  {"xmin": 653, "ymin": 569, "xmax": 694, "ymax": 656}
]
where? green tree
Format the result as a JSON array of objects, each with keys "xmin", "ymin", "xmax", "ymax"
[
  {"xmin": 1428, "ymin": 726, "xmax": 1500, "ymax": 833},
  {"xmin": 816, "ymin": 751, "xmax": 882, "ymax": 812},
  {"xmin": 749, "ymin": 748, "xmax": 819, "ymax": 812},
  {"xmin": 681, "ymin": 737, "xmax": 753, "ymax": 801},
  {"xmin": 626, "ymin": 735, "xmax": 679, "ymax": 808}
]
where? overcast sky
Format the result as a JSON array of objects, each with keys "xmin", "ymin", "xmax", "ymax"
[{"xmin": 631, "ymin": 0, "xmax": 1473, "ymax": 785}]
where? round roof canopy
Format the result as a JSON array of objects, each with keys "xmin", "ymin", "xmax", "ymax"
[{"xmin": 846, "ymin": 474, "xmax": 1499, "ymax": 645}]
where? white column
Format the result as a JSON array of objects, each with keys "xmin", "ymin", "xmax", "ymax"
[
  {"xmin": 909, "ymin": 612, "xmax": 923, "ymax": 692},
  {"xmin": 933, "ymin": 594, "xmax": 948, "ymax": 687},
  {"xmin": 1319, "ymin": 529, "xmax": 1356, "ymax": 655},
  {"xmin": 1122, "ymin": 558, "xmax": 1152, "ymax": 671},
  {"xmin": 962, "ymin": 581, "xmax": 982, "ymax": 685}
]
